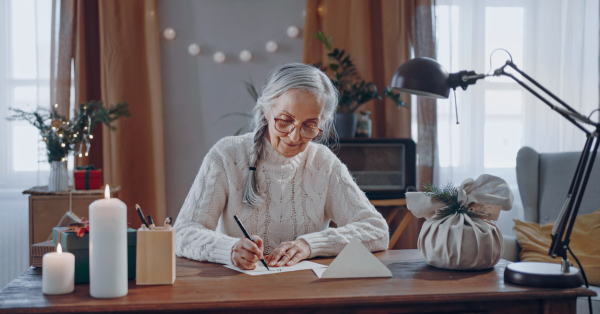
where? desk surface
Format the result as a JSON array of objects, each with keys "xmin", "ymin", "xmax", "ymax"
[{"xmin": 0, "ymin": 250, "xmax": 595, "ymax": 314}]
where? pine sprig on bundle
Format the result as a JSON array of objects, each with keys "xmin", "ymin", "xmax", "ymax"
[{"xmin": 422, "ymin": 182, "xmax": 488, "ymax": 219}]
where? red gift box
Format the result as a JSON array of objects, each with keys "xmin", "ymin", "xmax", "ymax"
[{"xmin": 74, "ymin": 168, "xmax": 102, "ymax": 190}]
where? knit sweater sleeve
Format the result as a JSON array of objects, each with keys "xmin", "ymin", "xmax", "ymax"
[
  {"xmin": 173, "ymin": 147, "xmax": 239, "ymax": 265},
  {"xmin": 297, "ymin": 158, "xmax": 390, "ymax": 258}
]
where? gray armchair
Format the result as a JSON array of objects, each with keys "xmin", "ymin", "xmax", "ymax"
[{"xmin": 502, "ymin": 146, "xmax": 599, "ymax": 313}]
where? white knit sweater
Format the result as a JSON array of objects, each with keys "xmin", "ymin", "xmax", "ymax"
[{"xmin": 174, "ymin": 133, "xmax": 389, "ymax": 265}]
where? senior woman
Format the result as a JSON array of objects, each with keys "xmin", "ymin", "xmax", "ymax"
[{"xmin": 174, "ymin": 63, "xmax": 389, "ymax": 270}]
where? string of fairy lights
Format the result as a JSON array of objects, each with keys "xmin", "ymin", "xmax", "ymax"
[
  {"xmin": 44, "ymin": 103, "xmax": 94, "ymax": 162},
  {"xmin": 162, "ymin": 11, "xmax": 304, "ymax": 63}
]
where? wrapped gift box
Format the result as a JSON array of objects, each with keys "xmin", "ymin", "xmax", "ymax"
[
  {"xmin": 74, "ymin": 168, "xmax": 102, "ymax": 190},
  {"xmin": 31, "ymin": 240, "xmax": 57, "ymax": 267},
  {"xmin": 52, "ymin": 227, "xmax": 137, "ymax": 284}
]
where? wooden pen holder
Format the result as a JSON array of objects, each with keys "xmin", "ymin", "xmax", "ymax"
[{"xmin": 136, "ymin": 226, "xmax": 176, "ymax": 285}]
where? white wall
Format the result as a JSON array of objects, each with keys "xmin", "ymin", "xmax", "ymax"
[{"xmin": 158, "ymin": 0, "xmax": 306, "ymax": 221}]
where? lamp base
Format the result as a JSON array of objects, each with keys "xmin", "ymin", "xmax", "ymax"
[{"xmin": 504, "ymin": 262, "xmax": 584, "ymax": 288}]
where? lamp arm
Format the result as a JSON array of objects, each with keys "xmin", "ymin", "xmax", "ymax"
[
  {"xmin": 492, "ymin": 61, "xmax": 600, "ymax": 262},
  {"xmin": 505, "ymin": 62, "xmax": 580, "ymax": 114},
  {"xmin": 500, "ymin": 62, "xmax": 597, "ymax": 128},
  {"xmin": 447, "ymin": 71, "xmax": 486, "ymax": 91},
  {"xmin": 499, "ymin": 72, "xmax": 592, "ymax": 136}
]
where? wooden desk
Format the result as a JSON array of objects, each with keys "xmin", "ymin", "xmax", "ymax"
[{"xmin": 0, "ymin": 250, "xmax": 595, "ymax": 313}]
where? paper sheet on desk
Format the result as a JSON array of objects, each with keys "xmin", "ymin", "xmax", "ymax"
[{"xmin": 224, "ymin": 260, "xmax": 327, "ymax": 276}]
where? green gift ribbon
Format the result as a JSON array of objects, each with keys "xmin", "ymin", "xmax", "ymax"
[{"xmin": 76, "ymin": 164, "xmax": 96, "ymax": 190}]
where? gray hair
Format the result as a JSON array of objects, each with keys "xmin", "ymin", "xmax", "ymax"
[{"xmin": 243, "ymin": 63, "xmax": 338, "ymax": 208}]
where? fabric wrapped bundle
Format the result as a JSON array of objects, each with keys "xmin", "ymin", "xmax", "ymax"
[{"xmin": 406, "ymin": 174, "xmax": 514, "ymax": 270}]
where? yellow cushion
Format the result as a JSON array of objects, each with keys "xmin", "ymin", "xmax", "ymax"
[{"xmin": 513, "ymin": 208, "xmax": 600, "ymax": 286}]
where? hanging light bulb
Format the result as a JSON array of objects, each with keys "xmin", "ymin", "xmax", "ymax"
[
  {"xmin": 61, "ymin": 143, "xmax": 65, "ymax": 147},
  {"xmin": 59, "ymin": 133, "xmax": 63, "ymax": 138},
  {"xmin": 84, "ymin": 127, "xmax": 88, "ymax": 131},
  {"xmin": 43, "ymin": 137, "xmax": 47, "ymax": 141},
  {"xmin": 51, "ymin": 127, "xmax": 56, "ymax": 131},
  {"xmin": 213, "ymin": 51, "xmax": 226, "ymax": 63},
  {"xmin": 287, "ymin": 26, "xmax": 300, "ymax": 38},
  {"xmin": 265, "ymin": 41, "xmax": 278, "ymax": 53},
  {"xmin": 79, "ymin": 153, "xmax": 82, "ymax": 157},
  {"xmin": 188, "ymin": 43, "xmax": 201, "ymax": 56},
  {"xmin": 85, "ymin": 152, "xmax": 88, "ymax": 156},
  {"xmin": 89, "ymin": 135, "xmax": 94, "ymax": 139},
  {"xmin": 239, "ymin": 50, "xmax": 252, "ymax": 62},
  {"xmin": 163, "ymin": 28, "xmax": 176, "ymax": 40}
]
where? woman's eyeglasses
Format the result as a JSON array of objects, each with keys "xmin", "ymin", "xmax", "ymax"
[{"xmin": 270, "ymin": 106, "xmax": 322, "ymax": 139}]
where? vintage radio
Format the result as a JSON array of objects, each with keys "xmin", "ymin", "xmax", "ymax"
[{"xmin": 330, "ymin": 138, "xmax": 416, "ymax": 200}]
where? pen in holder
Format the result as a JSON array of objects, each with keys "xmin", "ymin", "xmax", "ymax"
[{"xmin": 136, "ymin": 225, "xmax": 176, "ymax": 285}]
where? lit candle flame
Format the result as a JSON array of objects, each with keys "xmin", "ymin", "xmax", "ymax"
[
  {"xmin": 105, "ymin": 185, "xmax": 110, "ymax": 199},
  {"xmin": 57, "ymin": 243, "xmax": 62, "ymax": 254}
]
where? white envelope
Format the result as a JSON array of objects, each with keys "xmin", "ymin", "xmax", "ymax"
[{"xmin": 317, "ymin": 237, "xmax": 392, "ymax": 279}]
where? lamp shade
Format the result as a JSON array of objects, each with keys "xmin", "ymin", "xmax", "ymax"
[{"xmin": 391, "ymin": 57, "xmax": 450, "ymax": 99}]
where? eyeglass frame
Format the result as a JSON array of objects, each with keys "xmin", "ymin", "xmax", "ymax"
[{"xmin": 269, "ymin": 106, "xmax": 323, "ymax": 139}]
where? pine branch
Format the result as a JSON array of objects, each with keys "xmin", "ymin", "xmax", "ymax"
[
  {"xmin": 422, "ymin": 181, "xmax": 488, "ymax": 219},
  {"xmin": 7, "ymin": 101, "xmax": 129, "ymax": 162}
]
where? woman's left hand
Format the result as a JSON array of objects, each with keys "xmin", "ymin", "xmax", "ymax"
[{"xmin": 266, "ymin": 239, "xmax": 311, "ymax": 267}]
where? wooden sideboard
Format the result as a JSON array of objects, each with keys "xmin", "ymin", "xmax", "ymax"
[{"xmin": 25, "ymin": 186, "xmax": 120, "ymax": 265}]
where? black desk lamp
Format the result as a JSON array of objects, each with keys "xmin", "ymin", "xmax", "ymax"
[{"xmin": 392, "ymin": 56, "xmax": 599, "ymax": 288}]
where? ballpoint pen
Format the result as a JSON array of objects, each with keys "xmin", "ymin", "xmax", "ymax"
[
  {"xmin": 147, "ymin": 215, "xmax": 155, "ymax": 229},
  {"xmin": 233, "ymin": 215, "xmax": 270, "ymax": 270},
  {"xmin": 135, "ymin": 204, "xmax": 150, "ymax": 228}
]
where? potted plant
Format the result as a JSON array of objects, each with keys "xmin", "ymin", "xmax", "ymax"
[
  {"xmin": 314, "ymin": 31, "xmax": 407, "ymax": 138},
  {"xmin": 7, "ymin": 101, "xmax": 129, "ymax": 191}
]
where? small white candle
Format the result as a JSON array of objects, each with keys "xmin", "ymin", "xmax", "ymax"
[
  {"xmin": 89, "ymin": 185, "xmax": 128, "ymax": 298},
  {"xmin": 42, "ymin": 243, "xmax": 75, "ymax": 295}
]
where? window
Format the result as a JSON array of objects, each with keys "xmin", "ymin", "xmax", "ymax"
[
  {"xmin": 434, "ymin": 0, "xmax": 533, "ymax": 237},
  {"xmin": 435, "ymin": 1, "xmax": 528, "ymax": 180},
  {"xmin": 434, "ymin": 0, "xmax": 599, "ymax": 237},
  {"xmin": 1, "ymin": 0, "xmax": 74, "ymax": 189}
]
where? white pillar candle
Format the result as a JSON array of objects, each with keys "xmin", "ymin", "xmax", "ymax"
[
  {"xmin": 89, "ymin": 185, "xmax": 128, "ymax": 298},
  {"xmin": 42, "ymin": 243, "xmax": 75, "ymax": 295}
]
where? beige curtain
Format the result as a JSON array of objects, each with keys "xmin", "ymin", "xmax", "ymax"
[
  {"xmin": 303, "ymin": 0, "xmax": 413, "ymax": 138},
  {"xmin": 303, "ymin": 0, "xmax": 436, "ymax": 249},
  {"xmin": 53, "ymin": 0, "xmax": 167, "ymax": 227},
  {"xmin": 98, "ymin": 0, "xmax": 167, "ymax": 226},
  {"xmin": 74, "ymin": 0, "xmax": 103, "ymax": 170},
  {"xmin": 303, "ymin": 0, "xmax": 436, "ymax": 188},
  {"xmin": 50, "ymin": 0, "xmax": 75, "ymax": 117},
  {"xmin": 412, "ymin": 0, "xmax": 437, "ymax": 190}
]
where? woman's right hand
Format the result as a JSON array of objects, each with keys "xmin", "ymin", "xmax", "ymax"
[{"xmin": 231, "ymin": 236, "xmax": 264, "ymax": 270}]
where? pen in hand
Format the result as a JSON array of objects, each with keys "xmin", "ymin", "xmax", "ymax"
[{"xmin": 233, "ymin": 215, "xmax": 270, "ymax": 271}]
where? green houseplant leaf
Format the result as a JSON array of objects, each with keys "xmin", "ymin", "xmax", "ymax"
[{"xmin": 313, "ymin": 31, "xmax": 407, "ymax": 113}]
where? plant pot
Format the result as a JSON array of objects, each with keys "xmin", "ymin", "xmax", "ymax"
[
  {"xmin": 48, "ymin": 161, "xmax": 68, "ymax": 191},
  {"xmin": 334, "ymin": 113, "xmax": 358, "ymax": 138}
]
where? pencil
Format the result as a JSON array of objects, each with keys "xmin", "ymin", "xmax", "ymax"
[{"xmin": 233, "ymin": 215, "xmax": 270, "ymax": 271}]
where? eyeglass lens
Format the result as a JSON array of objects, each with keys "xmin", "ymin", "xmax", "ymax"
[{"xmin": 274, "ymin": 120, "xmax": 320, "ymax": 138}]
